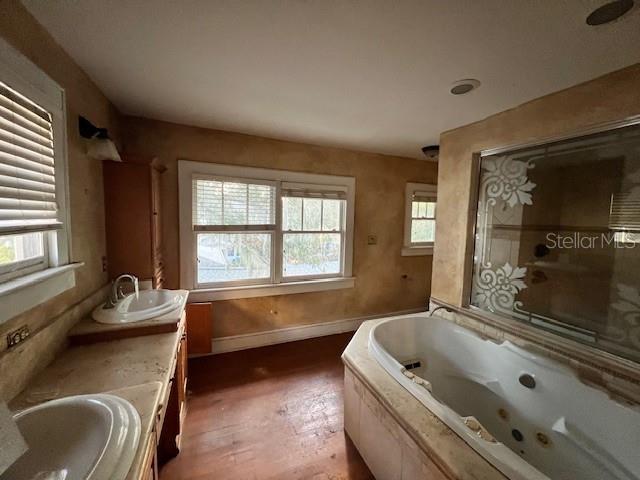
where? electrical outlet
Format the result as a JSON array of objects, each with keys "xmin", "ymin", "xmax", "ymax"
[
  {"xmin": 102, "ymin": 255, "xmax": 108, "ymax": 272},
  {"xmin": 367, "ymin": 235, "xmax": 378, "ymax": 245},
  {"xmin": 7, "ymin": 325, "xmax": 30, "ymax": 348}
]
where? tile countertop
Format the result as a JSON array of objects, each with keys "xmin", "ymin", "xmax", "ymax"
[
  {"xmin": 342, "ymin": 319, "xmax": 506, "ymax": 480},
  {"xmin": 9, "ymin": 302, "xmax": 187, "ymax": 480}
]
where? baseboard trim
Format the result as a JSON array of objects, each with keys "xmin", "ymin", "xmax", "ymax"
[{"xmin": 204, "ymin": 308, "xmax": 426, "ymax": 355}]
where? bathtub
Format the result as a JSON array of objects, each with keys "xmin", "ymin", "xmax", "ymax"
[{"xmin": 368, "ymin": 313, "xmax": 640, "ymax": 480}]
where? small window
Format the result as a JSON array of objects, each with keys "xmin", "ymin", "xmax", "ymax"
[
  {"xmin": 403, "ymin": 183, "xmax": 437, "ymax": 256},
  {"xmin": 180, "ymin": 161, "xmax": 355, "ymax": 298},
  {"xmin": 0, "ymin": 77, "xmax": 68, "ymax": 284}
]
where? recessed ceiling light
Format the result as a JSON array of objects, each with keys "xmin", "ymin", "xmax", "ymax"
[
  {"xmin": 450, "ymin": 79, "xmax": 481, "ymax": 95},
  {"xmin": 586, "ymin": 0, "xmax": 634, "ymax": 25}
]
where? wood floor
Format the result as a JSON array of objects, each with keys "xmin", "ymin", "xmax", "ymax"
[{"xmin": 160, "ymin": 333, "xmax": 374, "ymax": 480}]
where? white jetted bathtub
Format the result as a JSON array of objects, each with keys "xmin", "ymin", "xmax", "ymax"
[{"xmin": 368, "ymin": 313, "xmax": 640, "ymax": 480}]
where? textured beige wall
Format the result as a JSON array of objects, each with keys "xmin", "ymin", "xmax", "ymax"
[
  {"xmin": 0, "ymin": 0, "xmax": 119, "ymax": 397},
  {"xmin": 122, "ymin": 117, "xmax": 437, "ymax": 338},
  {"xmin": 432, "ymin": 63, "xmax": 640, "ymax": 307}
]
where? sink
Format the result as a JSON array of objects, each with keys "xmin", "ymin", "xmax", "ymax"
[
  {"xmin": 92, "ymin": 289, "xmax": 185, "ymax": 324},
  {"xmin": 1, "ymin": 394, "xmax": 140, "ymax": 480}
]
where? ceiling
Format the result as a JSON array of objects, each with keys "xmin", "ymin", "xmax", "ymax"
[{"xmin": 22, "ymin": 0, "xmax": 640, "ymax": 159}]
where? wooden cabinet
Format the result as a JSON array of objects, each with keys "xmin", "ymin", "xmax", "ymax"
[
  {"xmin": 185, "ymin": 303, "xmax": 213, "ymax": 355},
  {"xmin": 140, "ymin": 429, "xmax": 159, "ymax": 480},
  {"xmin": 158, "ymin": 323, "xmax": 188, "ymax": 466},
  {"xmin": 103, "ymin": 157, "xmax": 165, "ymax": 287}
]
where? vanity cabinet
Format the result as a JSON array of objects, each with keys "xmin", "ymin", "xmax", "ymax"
[
  {"xmin": 140, "ymin": 430, "xmax": 159, "ymax": 480},
  {"xmin": 103, "ymin": 156, "xmax": 165, "ymax": 287},
  {"xmin": 158, "ymin": 323, "xmax": 188, "ymax": 466}
]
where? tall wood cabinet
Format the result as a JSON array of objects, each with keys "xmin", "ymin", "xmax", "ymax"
[{"xmin": 103, "ymin": 157, "xmax": 165, "ymax": 287}]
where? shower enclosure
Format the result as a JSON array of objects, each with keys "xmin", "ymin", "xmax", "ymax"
[{"xmin": 470, "ymin": 121, "xmax": 640, "ymax": 363}]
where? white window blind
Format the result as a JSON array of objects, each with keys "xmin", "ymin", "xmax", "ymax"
[
  {"xmin": 609, "ymin": 192, "xmax": 640, "ymax": 231},
  {"xmin": 412, "ymin": 190, "xmax": 437, "ymax": 204},
  {"xmin": 192, "ymin": 176, "xmax": 276, "ymax": 231},
  {"xmin": 281, "ymin": 181, "xmax": 347, "ymax": 200},
  {"xmin": 0, "ymin": 81, "xmax": 59, "ymax": 235}
]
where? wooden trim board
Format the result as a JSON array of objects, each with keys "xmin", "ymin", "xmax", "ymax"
[{"xmin": 197, "ymin": 308, "xmax": 427, "ymax": 356}]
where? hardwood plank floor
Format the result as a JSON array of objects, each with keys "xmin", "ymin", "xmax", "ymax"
[{"xmin": 160, "ymin": 333, "xmax": 374, "ymax": 480}]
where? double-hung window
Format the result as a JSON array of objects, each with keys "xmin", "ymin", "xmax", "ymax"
[
  {"xmin": 281, "ymin": 183, "xmax": 346, "ymax": 279},
  {"xmin": 192, "ymin": 176, "xmax": 276, "ymax": 287},
  {"xmin": 402, "ymin": 182, "xmax": 437, "ymax": 256},
  {"xmin": 180, "ymin": 161, "xmax": 355, "ymax": 300},
  {"xmin": 0, "ymin": 38, "xmax": 73, "ymax": 323}
]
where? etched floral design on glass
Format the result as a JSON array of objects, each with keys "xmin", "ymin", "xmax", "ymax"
[
  {"xmin": 611, "ymin": 284, "xmax": 640, "ymax": 348},
  {"xmin": 473, "ymin": 263, "xmax": 528, "ymax": 313},
  {"xmin": 481, "ymin": 156, "xmax": 537, "ymax": 207}
]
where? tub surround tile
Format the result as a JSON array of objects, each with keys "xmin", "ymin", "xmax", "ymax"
[
  {"xmin": 342, "ymin": 320, "xmax": 507, "ymax": 480},
  {"xmin": 359, "ymin": 387, "xmax": 402, "ymax": 480},
  {"xmin": 344, "ymin": 368, "xmax": 361, "ymax": 446}
]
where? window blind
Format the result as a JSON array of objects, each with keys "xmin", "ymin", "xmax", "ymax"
[
  {"xmin": 609, "ymin": 192, "xmax": 640, "ymax": 231},
  {"xmin": 192, "ymin": 177, "xmax": 276, "ymax": 231},
  {"xmin": 281, "ymin": 182, "xmax": 347, "ymax": 200},
  {"xmin": 0, "ymin": 81, "xmax": 60, "ymax": 235},
  {"xmin": 412, "ymin": 191, "xmax": 437, "ymax": 203}
]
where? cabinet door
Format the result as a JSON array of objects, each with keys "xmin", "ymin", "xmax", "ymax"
[
  {"xmin": 104, "ymin": 162, "xmax": 153, "ymax": 279},
  {"xmin": 141, "ymin": 430, "xmax": 158, "ymax": 480},
  {"xmin": 177, "ymin": 331, "xmax": 188, "ymax": 418},
  {"xmin": 185, "ymin": 303, "xmax": 212, "ymax": 354}
]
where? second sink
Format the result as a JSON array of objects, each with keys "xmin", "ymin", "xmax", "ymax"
[{"xmin": 92, "ymin": 289, "xmax": 185, "ymax": 324}]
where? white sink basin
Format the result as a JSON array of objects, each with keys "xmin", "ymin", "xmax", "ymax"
[
  {"xmin": 1, "ymin": 394, "xmax": 140, "ymax": 480},
  {"xmin": 92, "ymin": 289, "xmax": 185, "ymax": 324}
]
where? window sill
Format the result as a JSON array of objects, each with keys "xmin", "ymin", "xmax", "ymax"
[
  {"xmin": 401, "ymin": 246, "xmax": 434, "ymax": 256},
  {"xmin": 0, "ymin": 263, "xmax": 83, "ymax": 324},
  {"xmin": 188, "ymin": 276, "xmax": 355, "ymax": 302}
]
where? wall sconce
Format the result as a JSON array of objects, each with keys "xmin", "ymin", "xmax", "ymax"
[{"xmin": 79, "ymin": 116, "xmax": 121, "ymax": 162}]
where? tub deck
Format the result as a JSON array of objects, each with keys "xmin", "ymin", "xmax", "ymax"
[{"xmin": 342, "ymin": 318, "xmax": 506, "ymax": 480}]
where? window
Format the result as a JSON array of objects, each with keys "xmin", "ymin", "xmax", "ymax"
[
  {"xmin": 0, "ymin": 37, "xmax": 74, "ymax": 323},
  {"xmin": 179, "ymin": 161, "xmax": 355, "ymax": 300},
  {"xmin": 281, "ymin": 184, "xmax": 346, "ymax": 279},
  {"xmin": 0, "ymin": 81, "xmax": 60, "ymax": 283},
  {"xmin": 470, "ymin": 121, "xmax": 640, "ymax": 363},
  {"xmin": 192, "ymin": 176, "xmax": 276, "ymax": 287},
  {"xmin": 402, "ymin": 183, "xmax": 436, "ymax": 256}
]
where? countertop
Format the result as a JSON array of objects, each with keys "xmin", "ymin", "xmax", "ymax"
[
  {"xmin": 342, "ymin": 319, "xmax": 505, "ymax": 480},
  {"xmin": 10, "ymin": 304, "xmax": 186, "ymax": 480}
]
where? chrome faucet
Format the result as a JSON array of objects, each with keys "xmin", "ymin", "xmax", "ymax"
[
  {"xmin": 103, "ymin": 274, "xmax": 139, "ymax": 309},
  {"xmin": 429, "ymin": 305, "xmax": 454, "ymax": 317}
]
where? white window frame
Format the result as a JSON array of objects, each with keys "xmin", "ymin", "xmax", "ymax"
[
  {"xmin": 179, "ymin": 160, "xmax": 355, "ymax": 301},
  {"xmin": 0, "ymin": 38, "xmax": 79, "ymax": 325},
  {"xmin": 192, "ymin": 174, "xmax": 277, "ymax": 289},
  {"xmin": 402, "ymin": 182, "xmax": 437, "ymax": 256}
]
